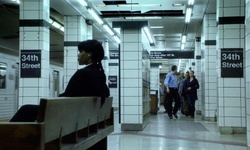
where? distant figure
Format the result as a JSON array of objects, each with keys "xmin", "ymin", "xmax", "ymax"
[
  {"xmin": 179, "ymin": 71, "xmax": 189, "ymax": 115},
  {"xmin": 10, "ymin": 39, "xmax": 110, "ymax": 122},
  {"xmin": 184, "ymin": 70, "xmax": 199, "ymax": 118},
  {"xmin": 158, "ymin": 83, "xmax": 163, "ymax": 109},
  {"xmin": 164, "ymin": 65, "xmax": 180, "ymax": 119}
]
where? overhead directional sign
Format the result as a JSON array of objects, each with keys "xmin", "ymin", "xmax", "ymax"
[{"xmin": 150, "ymin": 51, "xmax": 194, "ymax": 59}]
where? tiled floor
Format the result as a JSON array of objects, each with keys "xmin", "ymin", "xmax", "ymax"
[{"xmin": 108, "ymin": 107, "xmax": 250, "ymax": 150}]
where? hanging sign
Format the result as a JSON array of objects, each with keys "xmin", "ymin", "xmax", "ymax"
[
  {"xmin": 108, "ymin": 76, "xmax": 117, "ymax": 88},
  {"xmin": 110, "ymin": 50, "xmax": 119, "ymax": 59},
  {"xmin": 150, "ymin": 51, "xmax": 194, "ymax": 59},
  {"xmin": 20, "ymin": 50, "xmax": 41, "ymax": 78},
  {"xmin": 221, "ymin": 48, "xmax": 243, "ymax": 78}
]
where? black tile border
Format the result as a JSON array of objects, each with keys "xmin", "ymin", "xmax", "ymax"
[
  {"xmin": 205, "ymin": 40, "xmax": 216, "ymax": 45},
  {"xmin": 218, "ymin": 16, "xmax": 245, "ymax": 25},
  {"xmin": 20, "ymin": 19, "xmax": 50, "ymax": 28}
]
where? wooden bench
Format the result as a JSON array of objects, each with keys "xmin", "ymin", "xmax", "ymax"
[{"xmin": 0, "ymin": 97, "xmax": 114, "ymax": 150}]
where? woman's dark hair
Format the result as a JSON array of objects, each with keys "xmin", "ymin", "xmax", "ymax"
[
  {"xmin": 78, "ymin": 39, "xmax": 104, "ymax": 63},
  {"xmin": 78, "ymin": 39, "xmax": 108, "ymax": 107}
]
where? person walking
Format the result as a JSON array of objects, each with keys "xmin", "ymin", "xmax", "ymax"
[
  {"xmin": 178, "ymin": 71, "xmax": 185, "ymax": 114},
  {"xmin": 184, "ymin": 70, "xmax": 199, "ymax": 118},
  {"xmin": 164, "ymin": 65, "xmax": 180, "ymax": 119},
  {"xmin": 179, "ymin": 71, "xmax": 189, "ymax": 116}
]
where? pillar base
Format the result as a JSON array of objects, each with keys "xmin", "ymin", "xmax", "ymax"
[
  {"xmin": 219, "ymin": 126, "xmax": 246, "ymax": 134},
  {"xmin": 121, "ymin": 113, "xmax": 150, "ymax": 131},
  {"xmin": 202, "ymin": 116, "xmax": 217, "ymax": 122},
  {"xmin": 196, "ymin": 110, "xmax": 202, "ymax": 115}
]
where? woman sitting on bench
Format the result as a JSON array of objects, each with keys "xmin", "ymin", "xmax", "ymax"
[{"xmin": 10, "ymin": 39, "xmax": 110, "ymax": 122}]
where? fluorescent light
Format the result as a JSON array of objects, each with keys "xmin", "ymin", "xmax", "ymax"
[
  {"xmin": 60, "ymin": 26, "xmax": 64, "ymax": 32},
  {"xmin": 173, "ymin": 3, "xmax": 184, "ymax": 6},
  {"xmin": 114, "ymin": 35, "xmax": 121, "ymax": 43},
  {"xmin": 114, "ymin": 28, "xmax": 121, "ymax": 35},
  {"xmin": 52, "ymin": 21, "xmax": 61, "ymax": 28},
  {"xmin": 181, "ymin": 43, "xmax": 185, "ymax": 50},
  {"xmin": 118, "ymin": 3, "xmax": 161, "ymax": 7},
  {"xmin": 88, "ymin": 8, "xmax": 104, "ymax": 25},
  {"xmin": 188, "ymin": 0, "xmax": 195, "ymax": 5},
  {"xmin": 151, "ymin": 26, "xmax": 164, "ymax": 29},
  {"xmin": 49, "ymin": 19, "xmax": 53, "ymax": 24},
  {"xmin": 178, "ymin": 59, "xmax": 181, "ymax": 72},
  {"xmin": 12, "ymin": 0, "xmax": 20, "ymax": 4},
  {"xmin": 143, "ymin": 27, "xmax": 154, "ymax": 44},
  {"xmin": 79, "ymin": 0, "xmax": 87, "ymax": 7},
  {"xmin": 185, "ymin": 8, "xmax": 192, "ymax": 23},
  {"xmin": 125, "ymin": 16, "xmax": 162, "ymax": 19},
  {"xmin": 103, "ymin": 24, "xmax": 114, "ymax": 36},
  {"xmin": 181, "ymin": 35, "xmax": 186, "ymax": 43},
  {"xmin": 153, "ymin": 34, "xmax": 165, "ymax": 36}
]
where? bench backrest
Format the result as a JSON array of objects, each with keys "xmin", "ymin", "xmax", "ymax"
[
  {"xmin": 0, "ymin": 97, "xmax": 113, "ymax": 150},
  {"xmin": 37, "ymin": 97, "xmax": 113, "ymax": 145}
]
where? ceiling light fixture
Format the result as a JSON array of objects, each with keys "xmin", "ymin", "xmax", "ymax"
[
  {"xmin": 114, "ymin": 35, "xmax": 121, "ymax": 43},
  {"xmin": 143, "ymin": 27, "xmax": 154, "ymax": 44},
  {"xmin": 188, "ymin": 0, "xmax": 195, "ymax": 5},
  {"xmin": 52, "ymin": 21, "xmax": 61, "ymax": 29},
  {"xmin": 172, "ymin": 3, "xmax": 184, "ymax": 6},
  {"xmin": 125, "ymin": 16, "xmax": 162, "ymax": 20},
  {"xmin": 185, "ymin": 8, "xmax": 192, "ymax": 23},
  {"xmin": 181, "ymin": 43, "xmax": 185, "ymax": 50},
  {"xmin": 177, "ymin": 59, "xmax": 181, "ymax": 72},
  {"xmin": 151, "ymin": 26, "xmax": 164, "ymax": 29},
  {"xmin": 103, "ymin": 24, "xmax": 114, "ymax": 36},
  {"xmin": 181, "ymin": 35, "xmax": 186, "ymax": 43},
  {"xmin": 118, "ymin": 3, "xmax": 161, "ymax": 7},
  {"xmin": 79, "ymin": 0, "xmax": 88, "ymax": 7},
  {"xmin": 153, "ymin": 34, "xmax": 165, "ymax": 36},
  {"xmin": 60, "ymin": 26, "xmax": 64, "ymax": 32},
  {"xmin": 88, "ymin": 8, "xmax": 104, "ymax": 25}
]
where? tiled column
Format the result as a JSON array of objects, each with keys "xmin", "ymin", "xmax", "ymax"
[
  {"xmin": 113, "ymin": 21, "xmax": 151, "ymax": 131},
  {"xmin": 150, "ymin": 66, "xmax": 160, "ymax": 107},
  {"xmin": 102, "ymin": 40, "xmax": 109, "ymax": 85},
  {"xmin": 19, "ymin": 0, "xmax": 50, "ymax": 106},
  {"xmin": 63, "ymin": 16, "xmax": 91, "ymax": 87},
  {"xmin": 202, "ymin": 14, "xmax": 217, "ymax": 121},
  {"xmin": 150, "ymin": 67, "xmax": 160, "ymax": 91},
  {"xmin": 217, "ymin": 0, "xmax": 246, "ymax": 134},
  {"xmin": 194, "ymin": 37, "xmax": 202, "ymax": 115},
  {"xmin": 245, "ymin": 0, "xmax": 250, "ymax": 146},
  {"xmin": 109, "ymin": 50, "xmax": 119, "ymax": 109}
]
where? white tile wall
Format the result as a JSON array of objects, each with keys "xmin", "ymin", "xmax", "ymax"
[
  {"xmin": 201, "ymin": 14, "xmax": 218, "ymax": 119},
  {"xmin": 246, "ymin": 0, "xmax": 250, "ymax": 146},
  {"xmin": 19, "ymin": 0, "xmax": 50, "ymax": 105},
  {"xmin": 217, "ymin": 0, "xmax": 246, "ymax": 131},
  {"xmin": 120, "ymin": 28, "xmax": 147, "ymax": 124}
]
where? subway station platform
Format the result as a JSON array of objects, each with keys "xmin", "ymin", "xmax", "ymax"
[{"xmin": 108, "ymin": 106, "xmax": 249, "ymax": 150}]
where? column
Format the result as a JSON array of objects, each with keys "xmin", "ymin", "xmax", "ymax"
[
  {"xmin": 109, "ymin": 49, "xmax": 119, "ymax": 109},
  {"xmin": 19, "ymin": 0, "xmax": 50, "ymax": 106},
  {"xmin": 217, "ymin": 0, "xmax": 246, "ymax": 134},
  {"xmin": 194, "ymin": 37, "xmax": 202, "ymax": 115},
  {"xmin": 201, "ymin": 14, "xmax": 217, "ymax": 121},
  {"xmin": 245, "ymin": 0, "xmax": 250, "ymax": 146},
  {"xmin": 63, "ymin": 16, "xmax": 90, "ymax": 87},
  {"xmin": 102, "ymin": 40, "xmax": 109, "ymax": 86},
  {"xmin": 113, "ymin": 21, "xmax": 151, "ymax": 131},
  {"xmin": 150, "ymin": 66, "xmax": 160, "ymax": 111}
]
